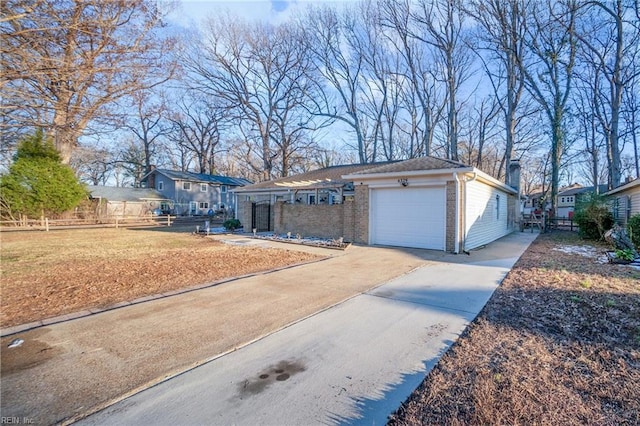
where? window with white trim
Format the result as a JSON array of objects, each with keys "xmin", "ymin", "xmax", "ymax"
[
  {"xmin": 183, "ymin": 182, "xmax": 191, "ymax": 191},
  {"xmin": 200, "ymin": 183, "xmax": 208, "ymax": 192},
  {"xmin": 221, "ymin": 185, "xmax": 228, "ymax": 193},
  {"xmin": 199, "ymin": 202, "xmax": 209, "ymax": 209},
  {"xmin": 496, "ymin": 195, "xmax": 500, "ymax": 219},
  {"xmin": 157, "ymin": 181, "xmax": 163, "ymax": 191}
]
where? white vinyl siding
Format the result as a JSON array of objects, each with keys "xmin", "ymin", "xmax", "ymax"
[
  {"xmin": 465, "ymin": 180, "xmax": 510, "ymax": 251},
  {"xmin": 612, "ymin": 187, "xmax": 640, "ymax": 225},
  {"xmin": 631, "ymin": 190, "xmax": 640, "ymax": 217},
  {"xmin": 370, "ymin": 186, "xmax": 446, "ymax": 250}
]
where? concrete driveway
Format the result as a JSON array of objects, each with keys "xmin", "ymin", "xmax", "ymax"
[{"xmin": 76, "ymin": 232, "xmax": 537, "ymax": 426}]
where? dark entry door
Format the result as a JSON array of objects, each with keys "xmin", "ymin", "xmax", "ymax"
[{"xmin": 251, "ymin": 202, "xmax": 272, "ymax": 232}]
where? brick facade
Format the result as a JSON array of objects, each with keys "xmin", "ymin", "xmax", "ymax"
[
  {"xmin": 241, "ymin": 174, "xmax": 514, "ymax": 251},
  {"xmin": 274, "ymin": 202, "xmax": 350, "ymax": 240},
  {"xmin": 256, "ymin": 186, "xmax": 370, "ymax": 243},
  {"xmin": 446, "ymin": 181, "xmax": 457, "ymax": 252},
  {"xmin": 353, "ymin": 185, "xmax": 369, "ymax": 244},
  {"xmin": 238, "ymin": 200, "xmax": 251, "ymax": 230}
]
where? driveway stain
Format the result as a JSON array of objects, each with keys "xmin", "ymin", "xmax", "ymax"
[
  {"xmin": 238, "ymin": 359, "xmax": 306, "ymax": 397},
  {"xmin": 1, "ymin": 328, "xmax": 62, "ymax": 375}
]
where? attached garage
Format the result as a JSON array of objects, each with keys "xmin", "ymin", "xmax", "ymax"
[
  {"xmin": 370, "ymin": 186, "xmax": 446, "ymax": 250},
  {"xmin": 344, "ymin": 156, "xmax": 519, "ymax": 252}
]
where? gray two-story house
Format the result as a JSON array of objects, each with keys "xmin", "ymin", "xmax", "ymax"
[{"xmin": 141, "ymin": 169, "xmax": 251, "ymax": 216}]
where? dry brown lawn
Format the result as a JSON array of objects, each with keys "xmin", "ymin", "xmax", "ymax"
[
  {"xmin": 389, "ymin": 231, "xmax": 640, "ymax": 425},
  {"xmin": 0, "ymin": 228, "xmax": 321, "ymax": 328}
]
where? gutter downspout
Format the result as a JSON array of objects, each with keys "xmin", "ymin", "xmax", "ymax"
[
  {"xmin": 454, "ymin": 173, "xmax": 461, "ymax": 254},
  {"xmin": 458, "ymin": 172, "xmax": 478, "ymax": 254}
]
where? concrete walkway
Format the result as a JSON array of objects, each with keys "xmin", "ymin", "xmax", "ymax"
[
  {"xmin": 78, "ymin": 232, "xmax": 537, "ymax": 426},
  {"xmin": 1, "ymin": 237, "xmax": 452, "ymax": 425}
]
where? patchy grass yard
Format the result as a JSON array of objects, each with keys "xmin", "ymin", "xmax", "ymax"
[
  {"xmin": 389, "ymin": 231, "xmax": 640, "ymax": 425},
  {"xmin": 0, "ymin": 228, "xmax": 321, "ymax": 328}
]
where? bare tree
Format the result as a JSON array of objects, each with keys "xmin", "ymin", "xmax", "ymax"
[
  {"xmin": 574, "ymin": 0, "xmax": 640, "ymax": 188},
  {"xmin": 621, "ymin": 75, "xmax": 639, "ymax": 178},
  {"xmin": 380, "ymin": 0, "xmax": 444, "ymax": 158},
  {"xmin": 458, "ymin": 95, "xmax": 501, "ymax": 171},
  {"xmin": 302, "ymin": 5, "xmax": 370, "ymax": 163},
  {"xmin": 573, "ymin": 63, "xmax": 608, "ymax": 188},
  {"xmin": 117, "ymin": 138, "xmax": 147, "ymax": 187},
  {"xmin": 167, "ymin": 92, "xmax": 226, "ymax": 175},
  {"xmin": 1, "ymin": 0, "xmax": 177, "ymax": 164},
  {"xmin": 467, "ymin": 0, "xmax": 528, "ymax": 185},
  {"xmin": 70, "ymin": 143, "xmax": 115, "ymax": 185},
  {"xmin": 519, "ymin": 0, "xmax": 578, "ymax": 213},
  {"xmin": 123, "ymin": 91, "xmax": 172, "ymax": 176},
  {"xmin": 412, "ymin": 0, "xmax": 474, "ymax": 161},
  {"xmin": 186, "ymin": 17, "xmax": 319, "ymax": 179}
]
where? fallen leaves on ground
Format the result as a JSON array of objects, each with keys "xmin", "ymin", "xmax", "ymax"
[
  {"xmin": 389, "ymin": 231, "xmax": 640, "ymax": 426},
  {"xmin": 0, "ymin": 230, "xmax": 321, "ymax": 328}
]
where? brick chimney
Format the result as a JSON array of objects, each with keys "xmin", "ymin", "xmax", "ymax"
[
  {"xmin": 508, "ymin": 160, "xmax": 520, "ymax": 192},
  {"xmin": 509, "ymin": 159, "xmax": 522, "ymax": 224}
]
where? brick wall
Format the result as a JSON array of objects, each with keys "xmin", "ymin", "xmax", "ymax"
[
  {"xmin": 267, "ymin": 191, "xmax": 366, "ymax": 242},
  {"xmin": 274, "ymin": 202, "xmax": 348, "ymax": 240},
  {"xmin": 238, "ymin": 200, "xmax": 252, "ymax": 230},
  {"xmin": 342, "ymin": 197, "xmax": 356, "ymax": 242},
  {"xmin": 353, "ymin": 185, "xmax": 369, "ymax": 244}
]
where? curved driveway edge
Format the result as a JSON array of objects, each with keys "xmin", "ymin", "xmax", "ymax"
[
  {"xmin": 78, "ymin": 232, "xmax": 538, "ymax": 426},
  {"xmin": 2, "ymin": 238, "xmax": 441, "ymax": 425}
]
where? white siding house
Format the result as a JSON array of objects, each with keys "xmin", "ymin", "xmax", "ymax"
[
  {"xmin": 464, "ymin": 179, "xmax": 511, "ymax": 251},
  {"xmin": 605, "ymin": 179, "xmax": 640, "ymax": 226}
]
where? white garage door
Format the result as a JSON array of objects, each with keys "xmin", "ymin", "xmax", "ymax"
[{"xmin": 370, "ymin": 186, "xmax": 446, "ymax": 250}]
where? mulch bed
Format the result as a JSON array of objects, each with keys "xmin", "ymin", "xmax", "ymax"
[
  {"xmin": 253, "ymin": 234, "xmax": 351, "ymax": 250},
  {"xmin": 389, "ymin": 231, "xmax": 640, "ymax": 425}
]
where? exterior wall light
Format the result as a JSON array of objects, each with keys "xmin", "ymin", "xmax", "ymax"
[{"xmin": 398, "ymin": 178, "xmax": 409, "ymax": 187}]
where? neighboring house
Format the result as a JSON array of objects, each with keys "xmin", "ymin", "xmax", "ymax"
[
  {"xmin": 604, "ymin": 178, "xmax": 640, "ymax": 226},
  {"xmin": 522, "ymin": 190, "xmax": 545, "ymax": 214},
  {"xmin": 235, "ymin": 157, "xmax": 519, "ymax": 253},
  {"xmin": 88, "ymin": 186, "xmax": 170, "ymax": 217},
  {"xmin": 141, "ymin": 169, "xmax": 252, "ymax": 216},
  {"xmin": 556, "ymin": 184, "xmax": 608, "ymax": 218}
]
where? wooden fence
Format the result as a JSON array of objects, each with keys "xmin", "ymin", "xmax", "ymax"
[
  {"xmin": 546, "ymin": 216, "xmax": 576, "ymax": 231},
  {"xmin": 0, "ymin": 214, "xmax": 175, "ymax": 232}
]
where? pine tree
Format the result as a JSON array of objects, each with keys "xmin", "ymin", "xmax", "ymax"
[{"xmin": 0, "ymin": 130, "xmax": 87, "ymax": 219}]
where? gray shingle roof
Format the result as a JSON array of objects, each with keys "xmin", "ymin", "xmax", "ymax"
[
  {"xmin": 350, "ymin": 156, "xmax": 469, "ymax": 175},
  {"xmin": 559, "ymin": 184, "xmax": 609, "ymax": 196},
  {"xmin": 154, "ymin": 169, "xmax": 252, "ymax": 186},
  {"xmin": 88, "ymin": 186, "xmax": 169, "ymax": 202},
  {"xmin": 235, "ymin": 162, "xmax": 397, "ymax": 191}
]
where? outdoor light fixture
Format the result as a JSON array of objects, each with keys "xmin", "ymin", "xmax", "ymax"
[{"xmin": 398, "ymin": 178, "xmax": 409, "ymax": 187}]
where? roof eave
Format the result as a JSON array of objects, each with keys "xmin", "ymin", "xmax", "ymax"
[
  {"xmin": 471, "ymin": 169, "xmax": 517, "ymax": 194},
  {"xmin": 234, "ymin": 184, "xmax": 347, "ymax": 193},
  {"xmin": 342, "ymin": 167, "xmax": 474, "ymax": 181},
  {"xmin": 604, "ymin": 179, "xmax": 640, "ymax": 196}
]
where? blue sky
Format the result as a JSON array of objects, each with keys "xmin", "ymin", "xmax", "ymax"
[
  {"xmin": 170, "ymin": 0, "xmax": 308, "ymax": 26},
  {"xmin": 169, "ymin": 0, "xmax": 354, "ymax": 27}
]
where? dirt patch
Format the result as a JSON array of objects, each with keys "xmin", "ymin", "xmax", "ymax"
[
  {"xmin": 0, "ymin": 229, "xmax": 321, "ymax": 328},
  {"xmin": 389, "ymin": 231, "xmax": 640, "ymax": 425}
]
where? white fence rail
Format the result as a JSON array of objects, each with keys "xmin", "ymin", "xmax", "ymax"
[{"xmin": 0, "ymin": 214, "xmax": 175, "ymax": 231}]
